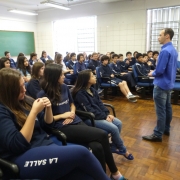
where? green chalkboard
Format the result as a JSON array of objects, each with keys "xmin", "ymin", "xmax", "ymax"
[{"xmin": 0, "ymin": 31, "xmax": 35, "ymax": 57}]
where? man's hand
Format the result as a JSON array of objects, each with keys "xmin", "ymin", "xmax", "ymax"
[
  {"xmin": 63, "ymin": 118, "xmax": 73, "ymax": 125},
  {"xmin": 111, "ymin": 74, "xmax": 114, "ymax": 78},
  {"xmin": 148, "ymin": 71, "xmax": 154, "ymax": 77},
  {"xmin": 106, "ymin": 115, "xmax": 114, "ymax": 122}
]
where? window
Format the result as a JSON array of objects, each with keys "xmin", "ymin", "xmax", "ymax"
[
  {"xmin": 53, "ymin": 16, "xmax": 97, "ymax": 56},
  {"xmin": 147, "ymin": 6, "xmax": 180, "ymax": 52}
]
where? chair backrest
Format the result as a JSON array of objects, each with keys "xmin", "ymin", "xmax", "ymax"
[
  {"xmin": 96, "ymin": 67, "xmax": 102, "ymax": 84},
  {"xmin": 132, "ymin": 65, "xmax": 138, "ymax": 82}
]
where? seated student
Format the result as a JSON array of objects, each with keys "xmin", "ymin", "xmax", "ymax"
[
  {"xmin": 87, "ymin": 54, "xmax": 92, "ymax": 63},
  {"xmin": 63, "ymin": 52, "xmax": 71, "ymax": 63},
  {"xmin": 55, "ymin": 53, "xmax": 75, "ymax": 84},
  {"xmin": 45, "ymin": 60, "xmax": 54, "ymax": 66},
  {"xmin": 132, "ymin": 51, "xmax": 138, "ymax": 62},
  {"xmin": 134, "ymin": 53, "xmax": 153, "ymax": 83},
  {"xmin": 66, "ymin": 52, "xmax": 76, "ymax": 70},
  {"xmin": 111, "ymin": 54, "xmax": 136, "ymax": 88},
  {"xmin": 100, "ymin": 55, "xmax": 139, "ymax": 102},
  {"xmin": 4, "ymin": 51, "xmax": 16, "ymax": 69},
  {"xmin": 37, "ymin": 64, "xmax": 127, "ymax": 180},
  {"xmin": 83, "ymin": 52, "xmax": 88, "ymax": 61},
  {"xmin": 124, "ymin": 52, "xmax": 136, "ymax": 70},
  {"xmin": 118, "ymin": 54, "xmax": 129, "ymax": 72},
  {"xmin": 40, "ymin": 50, "xmax": 52, "ymax": 63},
  {"xmin": 16, "ymin": 52, "xmax": 25, "ymax": 66},
  {"xmin": 75, "ymin": 53, "xmax": 87, "ymax": 73},
  {"xmin": 88, "ymin": 52, "xmax": 100, "ymax": 74},
  {"xmin": 26, "ymin": 62, "xmax": 44, "ymax": 99},
  {"xmin": 0, "ymin": 68, "xmax": 111, "ymax": 180},
  {"xmin": 72, "ymin": 69, "xmax": 134, "ymax": 160},
  {"xmin": 55, "ymin": 53, "xmax": 73, "ymax": 74},
  {"xmin": 0, "ymin": 57, "xmax": 10, "ymax": 69},
  {"xmin": 147, "ymin": 50, "xmax": 153, "ymax": 61},
  {"xmin": 29, "ymin": 52, "xmax": 39, "ymax": 66},
  {"xmin": 147, "ymin": 51, "xmax": 159, "ymax": 70},
  {"xmin": 143, "ymin": 53, "xmax": 151, "ymax": 72},
  {"xmin": 106, "ymin": 52, "xmax": 111, "ymax": 59},
  {"xmin": 17, "ymin": 56, "xmax": 31, "ymax": 83}
]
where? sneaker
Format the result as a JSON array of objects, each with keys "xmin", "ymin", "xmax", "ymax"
[
  {"xmin": 142, "ymin": 134, "xmax": 162, "ymax": 142},
  {"xmin": 128, "ymin": 95, "xmax": 137, "ymax": 100},
  {"xmin": 110, "ymin": 174, "xmax": 128, "ymax": 180},
  {"xmin": 128, "ymin": 98, "xmax": 137, "ymax": 103}
]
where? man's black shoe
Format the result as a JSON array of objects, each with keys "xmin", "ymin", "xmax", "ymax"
[
  {"xmin": 142, "ymin": 134, "xmax": 162, "ymax": 142},
  {"xmin": 164, "ymin": 131, "xmax": 170, "ymax": 136}
]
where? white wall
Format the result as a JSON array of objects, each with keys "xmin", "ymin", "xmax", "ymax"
[
  {"xmin": 0, "ymin": 6, "xmax": 37, "ymax": 60},
  {"xmin": 36, "ymin": 0, "xmax": 180, "ymax": 57}
]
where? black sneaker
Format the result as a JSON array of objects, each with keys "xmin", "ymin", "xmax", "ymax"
[{"xmin": 142, "ymin": 134, "xmax": 162, "ymax": 142}]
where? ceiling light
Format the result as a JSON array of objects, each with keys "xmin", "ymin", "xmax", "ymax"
[
  {"xmin": 41, "ymin": 1, "xmax": 71, "ymax": 10},
  {"xmin": 8, "ymin": 9, "xmax": 38, "ymax": 16}
]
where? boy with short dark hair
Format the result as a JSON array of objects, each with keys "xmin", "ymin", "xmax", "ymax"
[
  {"xmin": 110, "ymin": 54, "xmax": 136, "ymax": 87},
  {"xmin": 135, "ymin": 53, "xmax": 153, "ymax": 83},
  {"xmin": 124, "ymin": 51, "xmax": 136, "ymax": 69},
  {"xmin": 4, "ymin": 51, "xmax": 16, "ymax": 69},
  {"xmin": 100, "ymin": 55, "xmax": 139, "ymax": 102},
  {"xmin": 118, "ymin": 54, "xmax": 129, "ymax": 72}
]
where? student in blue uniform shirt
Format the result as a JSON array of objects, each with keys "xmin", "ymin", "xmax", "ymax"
[
  {"xmin": 110, "ymin": 54, "xmax": 136, "ymax": 87},
  {"xmin": 88, "ymin": 52, "xmax": 100, "ymax": 74},
  {"xmin": 26, "ymin": 62, "xmax": 45, "ymax": 99},
  {"xmin": 143, "ymin": 53, "xmax": 151, "ymax": 72},
  {"xmin": 0, "ymin": 68, "xmax": 112, "ymax": 180},
  {"xmin": 147, "ymin": 50, "xmax": 153, "ymax": 60},
  {"xmin": 134, "ymin": 53, "xmax": 153, "ymax": 83},
  {"xmin": 72, "ymin": 69, "xmax": 134, "ymax": 161},
  {"xmin": 147, "ymin": 51, "xmax": 159, "ymax": 70},
  {"xmin": 66, "ymin": 52, "xmax": 76, "ymax": 69},
  {"xmin": 124, "ymin": 52, "xmax": 136, "ymax": 70},
  {"xmin": 29, "ymin": 52, "xmax": 38, "ymax": 66},
  {"xmin": 40, "ymin": 50, "xmax": 52, "ymax": 63},
  {"xmin": 37, "ymin": 64, "xmax": 127, "ymax": 180},
  {"xmin": 118, "ymin": 54, "xmax": 129, "ymax": 72},
  {"xmin": 17, "ymin": 56, "xmax": 31, "ymax": 83},
  {"xmin": 75, "ymin": 53, "xmax": 86, "ymax": 74},
  {"xmin": 0, "ymin": 57, "xmax": 10, "ymax": 69},
  {"xmin": 4, "ymin": 51, "xmax": 16, "ymax": 69},
  {"xmin": 100, "ymin": 55, "xmax": 139, "ymax": 103}
]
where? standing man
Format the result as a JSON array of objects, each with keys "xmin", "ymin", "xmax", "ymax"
[{"xmin": 142, "ymin": 28, "xmax": 178, "ymax": 142}]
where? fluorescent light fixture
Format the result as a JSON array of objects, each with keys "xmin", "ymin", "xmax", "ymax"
[
  {"xmin": 8, "ymin": 9, "xmax": 38, "ymax": 16},
  {"xmin": 41, "ymin": 0, "xmax": 71, "ymax": 10}
]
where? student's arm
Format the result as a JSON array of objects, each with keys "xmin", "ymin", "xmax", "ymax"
[
  {"xmin": 135, "ymin": 64, "xmax": 146, "ymax": 76},
  {"xmin": 20, "ymin": 99, "xmax": 46, "ymax": 142},
  {"xmin": 74, "ymin": 92, "xmax": 107, "ymax": 119},
  {"xmin": 152, "ymin": 51, "xmax": 169, "ymax": 77},
  {"xmin": 43, "ymin": 97, "xmax": 54, "ymax": 124}
]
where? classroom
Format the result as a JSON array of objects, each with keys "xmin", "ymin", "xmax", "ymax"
[{"xmin": 0, "ymin": 0, "xmax": 180, "ymax": 179}]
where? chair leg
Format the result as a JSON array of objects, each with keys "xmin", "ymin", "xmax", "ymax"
[{"xmin": 172, "ymin": 90, "xmax": 179, "ymax": 104}]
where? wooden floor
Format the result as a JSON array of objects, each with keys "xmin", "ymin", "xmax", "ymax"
[{"xmin": 103, "ymin": 96, "xmax": 180, "ymax": 180}]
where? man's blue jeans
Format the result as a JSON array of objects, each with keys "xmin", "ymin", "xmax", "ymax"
[
  {"xmin": 84, "ymin": 118, "xmax": 126, "ymax": 153},
  {"xmin": 153, "ymin": 85, "xmax": 172, "ymax": 138}
]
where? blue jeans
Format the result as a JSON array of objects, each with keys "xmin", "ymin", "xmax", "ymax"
[
  {"xmin": 84, "ymin": 118, "xmax": 126, "ymax": 153},
  {"xmin": 153, "ymin": 85, "xmax": 172, "ymax": 138}
]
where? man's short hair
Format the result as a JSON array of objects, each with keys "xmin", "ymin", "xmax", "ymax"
[
  {"xmin": 101, "ymin": 55, "xmax": 110, "ymax": 62},
  {"xmin": 164, "ymin": 28, "xmax": 174, "ymax": 40},
  {"xmin": 112, "ymin": 54, "xmax": 119, "ymax": 59},
  {"xmin": 126, "ymin": 51, "xmax": 132, "ymax": 56},
  {"xmin": 153, "ymin": 51, "xmax": 159, "ymax": 56},
  {"xmin": 136, "ymin": 53, "xmax": 143, "ymax": 59},
  {"xmin": 4, "ymin": 51, "xmax": 10, "ymax": 56}
]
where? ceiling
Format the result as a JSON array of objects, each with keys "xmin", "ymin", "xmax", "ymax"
[
  {"xmin": 0, "ymin": 0, "xmax": 93, "ymax": 11},
  {"xmin": 0, "ymin": 0, "xmax": 130, "ymax": 12}
]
